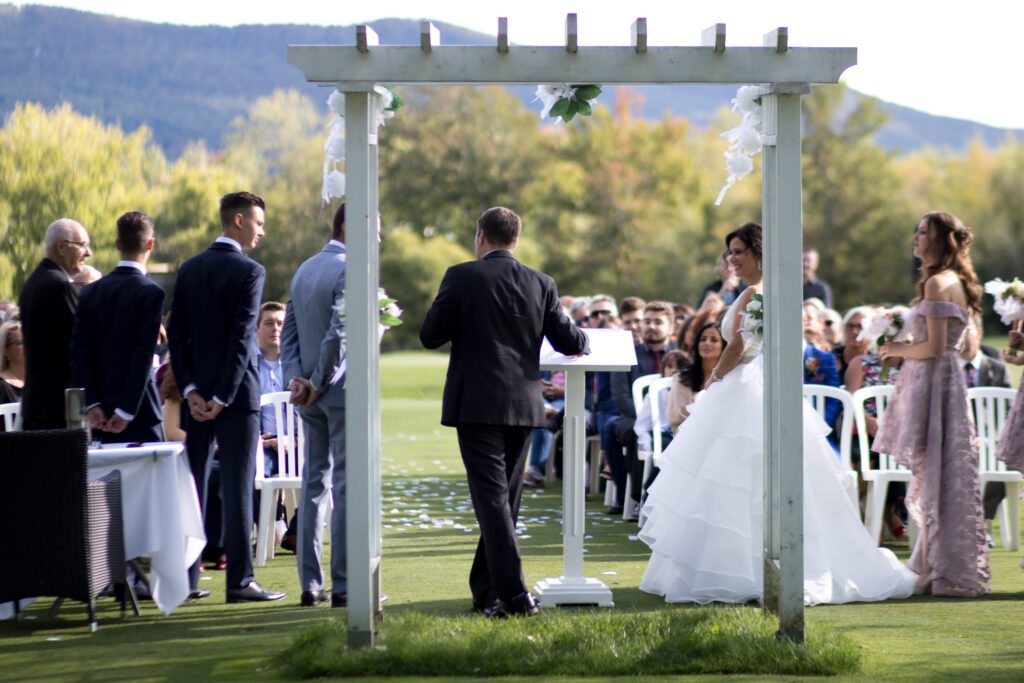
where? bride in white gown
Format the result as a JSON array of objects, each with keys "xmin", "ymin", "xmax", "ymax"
[{"xmin": 639, "ymin": 223, "xmax": 917, "ymax": 605}]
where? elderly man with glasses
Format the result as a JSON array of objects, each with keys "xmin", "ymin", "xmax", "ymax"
[{"xmin": 18, "ymin": 218, "xmax": 93, "ymax": 429}]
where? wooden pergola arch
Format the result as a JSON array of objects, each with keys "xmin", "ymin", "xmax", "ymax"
[{"xmin": 288, "ymin": 15, "xmax": 856, "ymax": 648}]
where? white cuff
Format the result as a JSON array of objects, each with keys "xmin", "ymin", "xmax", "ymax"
[
  {"xmin": 183, "ymin": 383, "xmax": 198, "ymax": 398},
  {"xmin": 114, "ymin": 408, "xmax": 134, "ymax": 422},
  {"xmin": 212, "ymin": 396, "xmax": 227, "ymax": 407}
]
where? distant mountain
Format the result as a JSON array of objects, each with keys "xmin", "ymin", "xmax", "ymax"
[{"xmin": 1, "ymin": 4, "xmax": 1019, "ymax": 156}]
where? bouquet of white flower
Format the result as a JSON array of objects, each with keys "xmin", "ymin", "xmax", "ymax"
[
  {"xmin": 985, "ymin": 277, "xmax": 1024, "ymax": 356},
  {"xmin": 740, "ymin": 292, "xmax": 764, "ymax": 347},
  {"xmin": 858, "ymin": 308, "xmax": 912, "ymax": 380},
  {"xmin": 533, "ymin": 84, "xmax": 601, "ymax": 123},
  {"xmin": 334, "ymin": 287, "xmax": 403, "ymax": 339}
]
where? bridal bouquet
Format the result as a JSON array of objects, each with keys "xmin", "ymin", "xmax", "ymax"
[
  {"xmin": 534, "ymin": 84, "xmax": 601, "ymax": 123},
  {"xmin": 859, "ymin": 308, "xmax": 911, "ymax": 380},
  {"xmin": 334, "ymin": 288, "xmax": 404, "ymax": 338},
  {"xmin": 985, "ymin": 277, "xmax": 1024, "ymax": 355},
  {"xmin": 740, "ymin": 292, "xmax": 764, "ymax": 346}
]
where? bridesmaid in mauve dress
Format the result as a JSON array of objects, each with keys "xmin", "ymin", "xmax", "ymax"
[
  {"xmin": 874, "ymin": 211, "xmax": 990, "ymax": 597},
  {"xmin": 997, "ymin": 329, "xmax": 1024, "ymax": 569}
]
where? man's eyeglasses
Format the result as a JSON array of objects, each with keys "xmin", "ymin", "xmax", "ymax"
[
  {"xmin": 590, "ymin": 310, "xmax": 613, "ymax": 318},
  {"xmin": 63, "ymin": 239, "xmax": 90, "ymax": 250}
]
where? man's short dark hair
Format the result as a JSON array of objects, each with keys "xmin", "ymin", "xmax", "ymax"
[
  {"xmin": 476, "ymin": 207, "xmax": 521, "ymax": 246},
  {"xmin": 619, "ymin": 297, "xmax": 646, "ymax": 316},
  {"xmin": 258, "ymin": 301, "xmax": 285, "ymax": 326},
  {"xmin": 332, "ymin": 202, "xmax": 345, "ymax": 240},
  {"xmin": 643, "ymin": 300, "xmax": 674, "ymax": 322},
  {"xmin": 219, "ymin": 191, "xmax": 265, "ymax": 227},
  {"xmin": 116, "ymin": 211, "xmax": 154, "ymax": 255}
]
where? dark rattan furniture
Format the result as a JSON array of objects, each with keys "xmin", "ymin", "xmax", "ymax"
[{"xmin": 0, "ymin": 428, "xmax": 135, "ymax": 631}]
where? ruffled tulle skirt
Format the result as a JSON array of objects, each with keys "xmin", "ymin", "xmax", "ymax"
[{"xmin": 638, "ymin": 356, "xmax": 917, "ymax": 605}]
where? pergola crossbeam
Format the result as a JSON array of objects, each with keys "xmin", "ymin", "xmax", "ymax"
[
  {"xmin": 702, "ymin": 23, "xmax": 726, "ymax": 53},
  {"xmin": 420, "ymin": 21, "xmax": 440, "ymax": 52},
  {"xmin": 765, "ymin": 27, "xmax": 789, "ymax": 53},
  {"xmin": 497, "ymin": 17, "xmax": 509, "ymax": 53},
  {"xmin": 565, "ymin": 13, "xmax": 578, "ymax": 53},
  {"xmin": 288, "ymin": 45, "xmax": 856, "ymax": 85},
  {"xmin": 631, "ymin": 18, "xmax": 648, "ymax": 54}
]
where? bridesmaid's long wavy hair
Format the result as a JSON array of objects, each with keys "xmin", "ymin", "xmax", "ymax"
[
  {"xmin": 915, "ymin": 211, "xmax": 982, "ymax": 315},
  {"xmin": 678, "ymin": 319, "xmax": 723, "ymax": 392}
]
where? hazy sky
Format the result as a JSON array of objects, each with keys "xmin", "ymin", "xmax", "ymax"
[{"xmin": 18, "ymin": 1, "xmax": 1024, "ymax": 129}]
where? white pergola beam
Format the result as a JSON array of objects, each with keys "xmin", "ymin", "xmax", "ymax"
[
  {"xmin": 566, "ymin": 13, "xmax": 578, "ymax": 53},
  {"xmin": 702, "ymin": 23, "xmax": 726, "ymax": 53},
  {"xmin": 420, "ymin": 21, "xmax": 440, "ymax": 52},
  {"xmin": 289, "ymin": 45, "xmax": 856, "ymax": 84},
  {"xmin": 497, "ymin": 17, "xmax": 509, "ymax": 53},
  {"xmin": 765, "ymin": 27, "xmax": 789, "ymax": 53},
  {"xmin": 356, "ymin": 25, "xmax": 379, "ymax": 53},
  {"xmin": 632, "ymin": 18, "xmax": 648, "ymax": 54}
]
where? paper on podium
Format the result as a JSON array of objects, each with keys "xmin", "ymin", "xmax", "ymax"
[{"xmin": 539, "ymin": 328, "xmax": 637, "ymax": 371}]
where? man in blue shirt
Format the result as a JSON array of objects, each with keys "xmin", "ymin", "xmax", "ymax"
[{"xmin": 255, "ymin": 301, "xmax": 286, "ymax": 539}]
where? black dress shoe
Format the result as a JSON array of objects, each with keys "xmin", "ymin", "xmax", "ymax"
[
  {"xmin": 485, "ymin": 591, "xmax": 540, "ymax": 618},
  {"xmin": 606, "ymin": 505, "xmax": 624, "ymax": 515},
  {"xmin": 226, "ymin": 581, "xmax": 286, "ymax": 603},
  {"xmin": 331, "ymin": 592, "xmax": 347, "ymax": 608},
  {"xmin": 188, "ymin": 589, "xmax": 211, "ymax": 600},
  {"xmin": 471, "ymin": 598, "xmax": 495, "ymax": 614},
  {"xmin": 301, "ymin": 590, "xmax": 329, "ymax": 607}
]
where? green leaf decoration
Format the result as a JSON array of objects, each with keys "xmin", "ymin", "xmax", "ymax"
[
  {"xmin": 549, "ymin": 98, "xmax": 570, "ymax": 119},
  {"xmin": 380, "ymin": 314, "xmax": 404, "ymax": 327},
  {"xmin": 575, "ymin": 85, "xmax": 601, "ymax": 100},
  {"xmin": 577, "ymin": 100, "xmax": 592, "ymax": 116},
  {"xmin": 378, "ymin": 298, "xmax": 398, "ymax": 307},
  {"xmin": 384, "ymin": 85, "xmax": 404, "ymax": 112}
]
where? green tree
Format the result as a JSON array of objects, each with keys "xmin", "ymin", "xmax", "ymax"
[{"xmin": 0, "ymin": 102, "xmax": 167, "ymax": 297}]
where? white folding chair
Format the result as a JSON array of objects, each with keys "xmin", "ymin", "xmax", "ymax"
[
  {"xmin": 968, "ymin": 386, "xmax": 1021, "ymax": 551},
  {"xmin": 852, "ymin": 386, "xmax": 917, "ymax": 544},
  {"xmin": 586, "ymin": 434, "xmax": 602, "ymax": 496},
  {"xmin": 803, "ymin": 384, "xmax": 858, "ymax": 511},
  {"xmin": 637, "ymin": 376, "xmax": 675, "ymax": 526},
  {"xmin": 254, "ymin": 391, "xmax": 305, "ymax": 567},
  {"xmin": 0, "ymin": 402, "xmax": 21, "ymax": 432},
  {"xmin": 622, "ymin": 373, "xmax": 660, "ymax": 520}
]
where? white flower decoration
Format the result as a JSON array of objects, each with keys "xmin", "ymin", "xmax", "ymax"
[{"xmin": 715, "ymin": 85, "xmax": 764, "ymax": 206}]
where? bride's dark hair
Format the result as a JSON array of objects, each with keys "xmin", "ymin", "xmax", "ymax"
[
  {"xmin": 915, "ymin": 211, "xmax": 982, "ymax": 315},
  {"xmin": 723, "ymin": 222, "xmax": 763, "ymax": 262}
]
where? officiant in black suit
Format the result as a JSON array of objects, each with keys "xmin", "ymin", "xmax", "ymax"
[
  {"xmin": 420, "ymin": 207, "xmax": 589, "ymax": 618},
  {"xmin": 71, "ymin": 211, "xmax": 166, "ymax": 445},
  {"xmin": 168, "ymin": 191, "xmax": 285, "ymax": 604},
  {"xmin": 18, "ymin": 218, "xmax": 92, "ymax": 430}
]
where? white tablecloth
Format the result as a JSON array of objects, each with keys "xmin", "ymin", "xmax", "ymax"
[{"xmin": 88, "ymin": 442, "xmax": 206, "ymax": 615}]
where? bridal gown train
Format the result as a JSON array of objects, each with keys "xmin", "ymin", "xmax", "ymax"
[{"xmin": 638, "ymin": 295, "xmax": 917, "ymax": 605}]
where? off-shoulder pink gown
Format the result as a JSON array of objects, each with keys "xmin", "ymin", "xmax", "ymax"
[
  {"xmin": 998, "ymin": 379, "xmax": 1024, "ymax": 472},
  {"xmin": 873, "ymin": 300, "xmax": 990, "ymax": 597}
]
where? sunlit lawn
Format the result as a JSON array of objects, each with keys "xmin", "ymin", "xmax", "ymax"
[{"xmin": 0, "ymin": 350, "xmax": 1021, "ymax": 681}]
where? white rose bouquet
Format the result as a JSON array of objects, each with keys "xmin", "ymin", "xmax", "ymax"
[
  {"xmin": 740, "ymin": 292, "xmax": 764, "ymax": 346},
  {"xmin": 334, "ymin": 287, "xmax": 404, "ymax": 341},
  {"xmin": 985, "ymin": 278, "xmax": 1024, "ymax": 356},
  {"xmin": 858, "ymin": 308, "xmax": 912, "ymax": 380}
]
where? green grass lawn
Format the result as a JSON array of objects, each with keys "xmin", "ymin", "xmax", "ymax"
[{"xmin": 1, "ymin": 350, "xmax": 1022, "ymax": 681}]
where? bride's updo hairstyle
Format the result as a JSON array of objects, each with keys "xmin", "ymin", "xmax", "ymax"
[
  {"xmin": 916, "ymin": 211, "xmax": 982, "ymax": 315},
  {"xmin": 723, "ymin": 222, "xmax": 763, "ymax": 265}
]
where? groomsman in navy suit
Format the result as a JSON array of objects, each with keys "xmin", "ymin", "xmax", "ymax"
[
  {"xmin": 168, "ymin": 192, "xmax": 285, "ymax": 603},
  {"xmin": 71, "ymin": 212, "xmax": 165, "ymax": 444}
]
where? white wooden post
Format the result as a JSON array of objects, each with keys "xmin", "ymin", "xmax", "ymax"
[
  {"xmin": 760, "ymin": 83, "xmax": 809, "ymax": 643},
  {"xmin": 344, "ymin": 89, "xmax": 383, "ymax": 649}
]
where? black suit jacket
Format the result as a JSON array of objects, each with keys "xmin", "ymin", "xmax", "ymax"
[
  {"xmin": 420, "ymin": 250, "xmax": 589, "ymax": 427},
  {"xmin": 18, "ymin": 258, "xmax": 78, "ymax": 429},
  {"xmin": 611, "ymin": 343, "xmax": 677, "ymax": 419},
  {"xmin": 71, "ymin": 265, "xmax": 165, "ymax": 436},
  {"xmin": 167, "ymin": 242, "xmax": 265, "ymax": 412}
]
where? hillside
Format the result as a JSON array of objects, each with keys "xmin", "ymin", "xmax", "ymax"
[{"xmin": 1, "ymin": 4, "xmax": 1019, "ymax": 156}]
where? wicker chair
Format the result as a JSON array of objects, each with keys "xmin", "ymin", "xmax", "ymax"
[{"xmin": 0, "ymin": 429, "xmax": 131, "ymax": 631}]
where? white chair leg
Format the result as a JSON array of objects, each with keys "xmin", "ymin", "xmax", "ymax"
[
  {"xmin": 324, "ymin": 493, "xmax": 332, "ymax": 546},
  {"xmin": 867, "ymin": 481, "xmax": 887, "ymax": 545},
  {"xmin": 623, "ymin": 473, "xmax": 637, "ymax": 520},
  {"xmin": 588, "ymin": 439, "xmax": 602, "ymax": 497},
  {"xmin": 844, "ymin": 471, "xmax": 859, "ymax": 514},
  {"xmin": 604, "ymin": 480, "xmax": 616, "ymax": 507},
  {"xmin": 545, "ymin": 437, "xmax": 556, "ymax": 484},
  {"xmin": 255, "ymin": 486, "xmax": 275, "ymax": 567},
  {"xmin": 1003, "ymin": 482, "xmax": 1021, "ymax": 551}
]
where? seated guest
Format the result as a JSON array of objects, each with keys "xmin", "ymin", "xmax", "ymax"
[
  {"xmin": 960, "ymin": 314, "xmax": 1013, "ymax": 546},
  {"xmin": 157, "ymin": 362, "xmax": 186, "ymax": 442},
  {"xmin": 820, "ymin": 308, "xmax": 843, "ymax": 348},
  {"xmin": 802, "ymin": 302, "xmax": 830, "ymax": 350},
  {"xmin": 803, "ymin": 305, "xmax": 841, "ymax": 451},
  {"xmin": 71, "ymin": 264, "xmax": 102, "ymax": 291},
  {"xmin": 71, "ymin": 212, "xmax": 165, "ymax": 444},
  {"xmin": 634, "ymin": 350, "xmax": 687, "ymax": 456},
  {"xmin": 569, "ymin": 297, "xmax": 591, "ymax": 326},
  {"xmin": 0, "ymin": 321, "xmax": 25, "ymax": 405},
  {"xmin": 524, "ymin": 369, "xmax": 565, "ymax": 488},
  {"xmin": 844, "ymin": 306, "xmax": 908, "ymax": 540},
  {"xmin": 666, "ymin": 319, "xmax": 724, "ymax": 433},
  {"xmin": 587, "ymin": 295, "xmax": 618, "ymax": 329},
  {"xmin": 833, "ymin": 306, "xmax": 874, "ymax": 381},
  {"xmin": 256, "ymin": 302, "xmax": 286, "ymax": 476},
  {"xmin": 618, "ymin": 297, "xmax": 646, "ymax": 345},
  {"xmin": 608, "ymin": 301, "xmax": 676, "ymax": 515}
]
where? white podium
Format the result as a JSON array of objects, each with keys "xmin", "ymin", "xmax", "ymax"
[{"xmin": 533, "ymin": 328, "xmax": 637, "ymax": 608}]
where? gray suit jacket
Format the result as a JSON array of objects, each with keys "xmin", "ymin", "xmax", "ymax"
[{"xmin": 281, "ymin": 242, "xmax": 347, "ymax": 409}]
